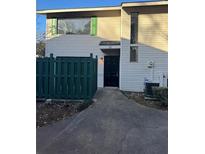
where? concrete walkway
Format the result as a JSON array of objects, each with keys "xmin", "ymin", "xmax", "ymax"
[{"xmin": 37, "ymin": 88, "xmax": 168, "ymax": 154}]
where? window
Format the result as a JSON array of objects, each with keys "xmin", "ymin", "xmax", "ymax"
[
  {"xmin": 58, "ymin": 18, "xmax": 91, "ymax": 35},
  {"xmin": 130, "ymin": 12, "xmax": 138, "ymax": 62},
  {"xmin": 130, "ymin": 13, "xmax": 138, "ymax": 44},
  {"xmin": 130, "ymin": 46, "xmax": 138, "ymax": 62}
]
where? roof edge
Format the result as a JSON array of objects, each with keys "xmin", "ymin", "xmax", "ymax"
[
  {"xmin": 37, "ymin": 1, "xmax": 168, "ymax": 15},
  {"xmin": 122, "ymin": 1, "xmax": 168, "ymax": 7},
  {"xmin": 37, "ymin": 6, "xmax": 121, "ymax": 15}
]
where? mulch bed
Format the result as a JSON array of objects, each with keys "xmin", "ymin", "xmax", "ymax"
[
  {"xmin": 36, "ymin": 101, "xmax": 92, "ymax": 128},
  {"xmin": 122, "ymin": 91, "xmax": 168, "ymax": 111}
]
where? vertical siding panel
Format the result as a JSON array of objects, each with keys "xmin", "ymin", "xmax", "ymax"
[
  {"xmin": 90, "ymin": 58, "xmax": 94, "ymax": 98},
  {"xmin": 44, "ymin": 59, "xmax": 49, "ymax": 98},
  {"xmin": 73, "ymin": 61, "xmax": 77, "ymax": 99},
  {"xmin": 83, "ymin": 60, "xmax": 87, "ymax": 99},
  {"xmin": 67, "ymin": 62, "xmax": 71, "ymax": 98},
  {"xmin": 42, "ymin": 59, "xmax": 45, "ymax": 98},
  {"xmin": 64, "ymin": 59, "xmax": 68, "ymax": 99},
  {"xmin": 87, "ymin": 60, "xmax": 90, "ymax": 99},
  {"xmin": 36, "ymin": 60, "xmax": 39, "ymax": 98},
  {"xmin": 70, "ymin": 59, "xmax": 74, "ymax": 99},
  {"xmin": 53, "ymin": 58, "xmax": 56, "ymax": 98},
  {"xmin": 40, "ymin": 60, "xmax": 44, "ymax": 98},
  {"xmin": 56, "ymin": 58, "xmax": 61, "ymax": 99},
  {"xmin": 49, "ymin": 54, "xmax": 54, "ymax": 98},
  {"xmin": 59, "ymin": 58, "xmax": 63, "ymax": 99},
  {"xmin": 61, "ymin": 60, "xmax": 66, "ymax": 99}
]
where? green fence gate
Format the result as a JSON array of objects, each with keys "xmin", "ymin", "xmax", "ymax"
[{"xmin": 36, "ymin": 53, "xmax": 98, "ymax": 100}]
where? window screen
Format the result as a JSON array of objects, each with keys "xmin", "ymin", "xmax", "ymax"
[{"xmin": 58, "ymin": 18, "xmax": 91, "ymax": 35}]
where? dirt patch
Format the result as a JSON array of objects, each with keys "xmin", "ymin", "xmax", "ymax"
[
  {"xmin": 36, "ymin": 101, "xmax": 92, "ymax": 128},
  {"xmin": 122, "ymin": 91, "xmax": 168, "ymax": 111}
]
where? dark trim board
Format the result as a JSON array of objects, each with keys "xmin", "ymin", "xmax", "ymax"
[{"xmin": 104, "ymin": 55, "xmax": 120, "ymax": 87}]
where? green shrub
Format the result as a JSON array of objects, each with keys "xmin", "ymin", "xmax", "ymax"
[{"xmin": 152, "ymin": 87, "xmax": 168, "ymax": 106}]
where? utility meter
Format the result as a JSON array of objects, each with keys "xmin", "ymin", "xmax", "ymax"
[{"xmin": 147, "ymin": 61, "xmax": 154, "ymax": 68}]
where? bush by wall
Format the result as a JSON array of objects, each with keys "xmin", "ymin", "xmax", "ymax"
[{"xmin": 152, "ymin": 87, "xmax": 168, "ymax": 106}]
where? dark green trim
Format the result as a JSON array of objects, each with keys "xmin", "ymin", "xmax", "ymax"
[
  {"xmin": 90, "ymin": 17, "xmax": 97, "ymax": 36},
  {"xmin": 52, "ymin": 18, "xmax": 57, "ymax": 35}
]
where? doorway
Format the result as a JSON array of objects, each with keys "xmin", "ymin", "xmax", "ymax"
[{"xmin": 104, "ymin": 56, "xmax": 120, "ymax": 87}]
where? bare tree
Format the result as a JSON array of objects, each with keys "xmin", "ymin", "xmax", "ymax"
[
  {"xmin": 36, "ymin": 32, "xmax": 45, "ymax": 57},
  {"xmin": 36, "ymin": 14, "xmax": 46, "ymax": 57}
]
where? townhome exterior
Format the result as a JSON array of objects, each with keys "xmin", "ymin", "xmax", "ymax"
[{"xmin": 37, "ymin": 1, "xmax": 168, "ymax": 92}]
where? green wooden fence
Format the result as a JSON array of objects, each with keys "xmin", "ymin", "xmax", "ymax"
[{"xmin": 36, "ymin": 53, "xmax": 98, "ymax": 100}]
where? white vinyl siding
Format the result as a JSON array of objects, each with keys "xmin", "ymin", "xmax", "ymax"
[
  {"xmin": 120, "ymin": 43, "xmax": 168, "ymax": 92},
  {"xmin": 120, "ymin": 9, "xmax": 168, "ymax": 92},
  {"xmin": 45, "ymin": 35, "xmax": 106, "ymax": 88}
]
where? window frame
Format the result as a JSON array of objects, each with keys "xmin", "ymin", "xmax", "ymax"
[{"xmin": 130, "ymin": 12, "xmax": 139, "ymax": 63}]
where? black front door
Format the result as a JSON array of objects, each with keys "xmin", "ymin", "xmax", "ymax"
[{"xmin": 104, "ymin": 56, "xmax": 119, "ymax": 87}]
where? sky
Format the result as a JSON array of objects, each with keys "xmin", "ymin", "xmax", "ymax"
[{"xmin": 36, "ymin": 0, "xmax": 157, "ymax": 34}]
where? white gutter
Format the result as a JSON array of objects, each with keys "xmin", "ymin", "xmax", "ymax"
[{"xmin": 37, "ymin": 6, "xmax": 121, "ymax": 14}]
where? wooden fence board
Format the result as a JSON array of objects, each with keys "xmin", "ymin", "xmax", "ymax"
[{"xmin": 36, "ymin": 54, "xmax": 97, "ymax": 100}]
